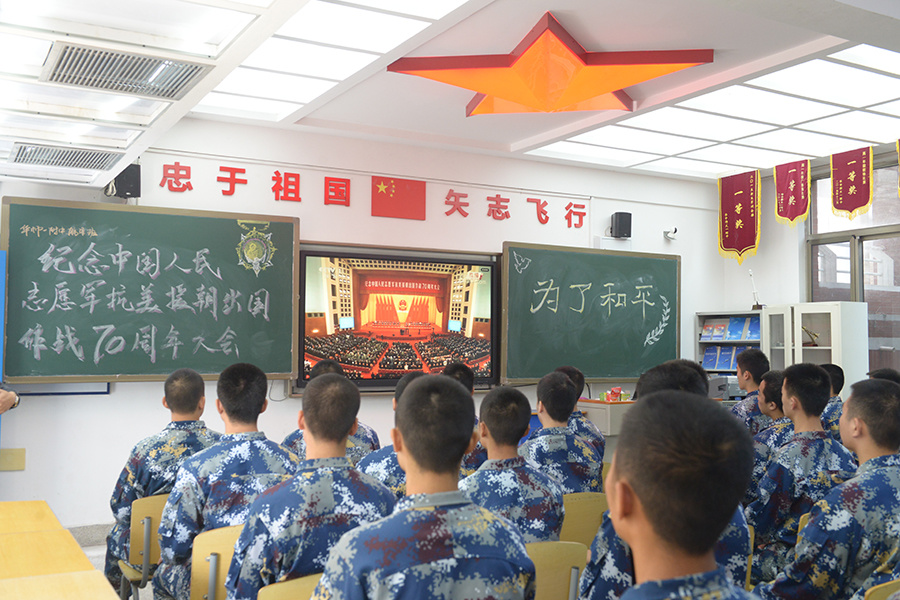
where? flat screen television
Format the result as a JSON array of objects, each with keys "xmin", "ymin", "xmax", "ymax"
[{"xmin": 296, "ymin": 246, "xmax": 499, "ymax": 392}]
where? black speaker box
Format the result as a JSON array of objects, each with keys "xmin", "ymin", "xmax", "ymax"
[
  {"xmin": 114, "ymin": 163, "xmax": 141, "ymax": 199},
  {"xmin": 611, "ymin": 212, "xmax": 632, "ymax": 238}
]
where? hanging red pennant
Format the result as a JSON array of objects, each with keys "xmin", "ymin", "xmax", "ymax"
[
  {"xmin": 774, "ymin": 160, "xmax": 810, "ymax": 228},
  {"xmin": 718, "ymin": 171, "xmax": 760, "ymax": 265},
  {"xmin": 831, "ymin": 147, "xmax": 872, "ymax": 220}
]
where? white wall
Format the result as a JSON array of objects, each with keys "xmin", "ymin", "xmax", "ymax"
[{"xmin": 0, "ymin": 118, "xmax": 805, "ymax": 526}]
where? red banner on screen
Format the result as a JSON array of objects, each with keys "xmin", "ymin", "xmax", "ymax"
[
  {"xmin": 718, "ymin": 171, "xmax": 760, "ymax": 265},
  {"xmin": 360, "ymin": 275, "xmax": 445, "ymax": 296},
  {"xmin": 774, "ymin": 160, "xmax": 810, "ymax": 228},
  {"xmin": 371, "ymin": 176, "xmax": 426, "ymax": 220},
  {"xmin": 831, "ymin": 147, "xmax": 872, "ymax": 220}
]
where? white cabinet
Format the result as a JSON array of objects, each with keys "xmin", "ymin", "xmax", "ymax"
[{"xmin": 761, "ymin": 302, "xmax": 868, "ymax": 390}]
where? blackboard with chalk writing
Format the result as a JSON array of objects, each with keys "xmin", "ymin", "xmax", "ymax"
[
  {"xmin": 502, "ymin": 242, "xmax": 679, "ymax": 383},
  {"xmin": 1, "ymin": 198, "xmax": 298, "ymax": 382}
]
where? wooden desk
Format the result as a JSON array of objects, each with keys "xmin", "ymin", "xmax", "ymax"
[
  {"xmin": 0, "ymin": 501, "xmax": 63, "ymax": 534},
  {"xmin": 0, "ymin": 570, "xmax": 120, "ymax": 599},
  {"xmin": 0, "ymin": 529, "xmax": 93, "ymax": 579}
]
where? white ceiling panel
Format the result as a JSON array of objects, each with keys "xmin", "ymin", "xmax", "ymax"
[
  {"xmin": 215, "ymin": 68, "xmax": 337, "ymax": 104},
  {"xmin": 736, "ymin": 129, "xmax": 871, "ymax": 156},
  {"xmin": 619, "ymin": 107, "xmax": 775, "ymax": 141},
  {"xmin": 243, "ymin": 38, "xmax": 378, "ymax": 80},
  {"xmin": 680, "ymin": 144, "xmax": 810, "ymax": 168},
  {"xmin": 341, "ymin": 0, "xmax": 470, "ymax": 19},
  {"xmin": 570, "ymin": 126, "xmax": 714, "ymax": 155},
  {"xmin": 526, "ymin": 141, "xmax": 662, "ymax": 168},
  {"xmin": 192, "ymin": 92, "xmax": 304, "ymax": 122},
  {"xmin": 631, "ymin": 157, "xmax": 750, "ymax": 179},
  {"xmin": 747, "ymin": 59, "xmax": 900, "ymax": 107},
  {"xmin": 677, "ymin": 86, "xmax": 846, "ymax": 126},
  {"xmin": 798, "ymin": 111, "xmax": 900, "ymax": 142}
]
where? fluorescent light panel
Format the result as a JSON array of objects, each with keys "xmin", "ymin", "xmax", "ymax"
[
  {"xmin": 798, "ymin": 111, "xmax": 900, "ymax": 143},
  {"xmin": 570, "ymin": 125, "xmax": 714, "ymax": 154},
  {"xmin": 632, "ymin": 157, "xmax": 750, "ymax": 179},
  {"xmin": 0, "ymin": 32, "xmax": 52, "ymax": 77},
  {"xmin": 215, "ymin": 68, "xmax": 336, "ymax": 104},
  {"xmin": 277, "ymin": 1, "xmax": 430, "ymax": 54},
  {"xmin": 340, "ymin": 0, "xmax": 470, "ymax": 20},
  {"xmin": 0, "ymin": 80, "xmax": 164, "ymax": 124},
  {"xmin": 527, "ymin": 141, "xmax": 662, "ymax": 167},
  {"xmin": 192, "ymin": 92, "xmax": 303, "ymax": 122},
  {"xmin": 243, "ymin": 38, "xmax": 378, "ymax": 80},
  {"xmin": 747, "ymin": 59, "xmax": 900, "ymax": 107},
  {"xmin": 620, "ymin": 107, "xmax": 775, "ymax": 141},
  {"xmin": 677, "ymin": 85, "xmax": 846, "ymax": 125},
  {"xmin": 829, "ymin": 44, "xmax": 900, "ymax": 76},
  {"xmin": 737, "ymin": 128, "xmax": 871, "ymax": 157},
  {"xmin": 680, "ymin": 144, "xmax": 810, "ymax": 168}
]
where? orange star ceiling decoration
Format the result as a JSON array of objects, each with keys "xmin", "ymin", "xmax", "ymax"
[{"xmin": 388, "ymin": 12, "xmax": 713, "ymax": 116}]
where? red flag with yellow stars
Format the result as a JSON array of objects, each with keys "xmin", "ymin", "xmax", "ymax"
[
  {"xmin": 774, "ymin": 160, "xmax": 810, "ymax": 228},
  {"xmin": 371, "ymin": 176, "xmax": 426, "ymax": 220},
  {"xmin": 718, "ymin": 171, "xmax": 760, "ymax": 265},
  {"xmin": 831, "ymin": 147, "xmax": 872, "ymax": 220}
]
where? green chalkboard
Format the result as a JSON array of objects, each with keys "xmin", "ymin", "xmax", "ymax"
[
  {"xmin": 1, "ymin": 198, "xmax": 298, "ymax": 382},
  {"xmin": 502, "ymin": 242, "xmax": 679, "ymax": 383}
]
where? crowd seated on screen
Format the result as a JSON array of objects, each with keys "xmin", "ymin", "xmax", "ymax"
[
  {"xmin": 379, "ymin": 342, "xmax": 424, "ymax": 371},
  {"xmin": 305, "ymin": 333, "xmax": 388, "ymax": 369}
]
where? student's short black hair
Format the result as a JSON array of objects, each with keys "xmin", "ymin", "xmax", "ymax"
[
  {"xmin": 735, "ymin": 349, "xmax": 770, "ymax": 385},
  {"xmin": 310, "ymin": 359, "xmax": 346, "ymax": 380},
  {"xmin": 394, "ymin": 371, "xmax": 426, "ymax": 401},
  {"xmin": 663, "ymin": 359, "xmax": 709, "ymax": 395},
  {"xmin": 442, "ymin": 362, "xmax": 475, "ymax": 394},
  {"xmin": 537, "ymin": 371, "xmax": 577, "ymax": 422},
  {"xmin": 845, "ymin": 379, "xmax": 900, "ymax": 451},
  {"xmin": 819, "ymin": 363, "xmax": 845, "ymax": 395},
  {"xmin": 217, "ymin": 363, "xmax": 267, "ymax": 424},
  {"xmin": 480, "ymin": 386, "xmax": 532, "ymax": 447},
  {"xmin": 614, "ymin": 391, "xmax": 753, "ymax": 555},
  {"xmin": 395, "ymin": 375, "xmax": 474, "ymax": 474},
  {"xmin": 164, "ymin": 368, "xmax": 205, "ymax": 414},
  {"xmin": 760, "ymin": 370, "xmax": 784, "ymax": 412},
  {"xmin": 635, "ymin": 363, "xmax": 707, "ymax": 399},
  {"xmin": 302, "ymin": 373, "xmax": 360, "ymax": 443},
  {"xmin": 868, "ymin": 368, "xmax": 900, "ymax": 386},
  {"xmin": 782, "ymin": 363, "xmax": 831, "ymax": 417},
  {"xmin": 554, "ymin": 366, "xmax": 585, "ymax": 398}
]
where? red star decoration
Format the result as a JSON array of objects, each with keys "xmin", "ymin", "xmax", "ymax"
[{"xmin": 388, "ymin": 13, "xmax": 713, "ymax": 116}]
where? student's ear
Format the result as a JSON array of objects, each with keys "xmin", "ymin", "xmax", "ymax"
[
  {"xmin": 297, "ymin": 410, "xmax": 305, "ymax": 431},
  {"xmin": 390, "ymin": 427, "xmax": 403, "ymax": 453},
  {"xmin": 847, "ymin": 415, "xmax": 865, "ymax": 440},
  {"xmin": 216, "ymin": 398, "xmax": 225, "ymax": 417},
  {"xmin": 196, "ymin": 396, "xmax": 206, "ymax": 414},
  {"xmin": 259, "ymin": 398, "xmax": 268, "ymax": 414},
  {"xmin": 478, "ymin": 421, "xmax": 489, "ymax": 440},
  {"xmin": 162, "ymin": 396, "xmax": 169, "ymax": 410},
  {"xmin": 536, "ymin": 400, "xmax": 545, "ymax": 415},
  {"xmin": 348, "ymin": 417, "xmax": 359, "ymax": 436},
  {"xmin": 392, "ymin": 397, "xmax": 398, "ymax": 411}
]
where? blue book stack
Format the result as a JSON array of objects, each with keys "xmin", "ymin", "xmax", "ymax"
[
  {"xmin": 702, "ymin": 346, "xmax": 719, "ymax": 370},
  {"xmin": 716, "ymin": 346, "xmax": 735, "ymax": 371},
  {"xmin": 746, "ymin": 315, "xmax": 761, "ymax": 340},
  {"xmin": 726, "ymin": 317, "xmax": 747, "ymax": 340}
]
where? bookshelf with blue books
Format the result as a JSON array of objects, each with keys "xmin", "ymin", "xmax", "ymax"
[{"xmin": 696, "ymin": 310, "xmax": 761, "ymax": 374}]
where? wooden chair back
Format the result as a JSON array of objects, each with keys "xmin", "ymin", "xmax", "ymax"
[
  {"xmin": 559, "ymin": 492, "xmax": 607, "ymax": 547},
  {"xmin": 189, "ymin": 525, "xmax": 243, "ymax": 600},
  {"xmin": 526, "ymin": 541, "xmax": 588, "ymax": 600}
]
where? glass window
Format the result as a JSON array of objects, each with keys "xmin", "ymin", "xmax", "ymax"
[
  {"xmin": 813, "ymin": 166, "xmax": 900, "ymax": 234},
  {"xmin": 863, "ymin": 237, "xmax": 900, "ymax": 371},
  {"xmin": 811, "ymin": 241, "xmax": 853, "ymax": 302}
]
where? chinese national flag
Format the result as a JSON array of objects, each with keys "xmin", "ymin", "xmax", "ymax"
[
  {"xmin": 774, "ymin": 160, "xmax": 809, "ymax": 228},
  {"xmin": 718, "ymin": 171, "xmax": 760, "ymax": 265},
  {"xmin": 831, "ymin": 147, "xmax": 872, "ymax": 220},
  {"xmin": 371, "ymin": 176, "xmax": 426, "ymax": 220}
]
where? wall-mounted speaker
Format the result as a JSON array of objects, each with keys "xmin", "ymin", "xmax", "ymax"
[
  {"xmin": 113, "ymin": 163, "xmax": 141, "ymax": 199},
  {"xmin": 611, "ymin": 212, "xmax": 632, "ymax": 238}
]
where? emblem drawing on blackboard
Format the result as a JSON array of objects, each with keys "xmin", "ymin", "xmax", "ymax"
[
  {"xmin": 643, "ymin": 295, "xmax": 670, "ymax": 347},
  {"xmin": 236, "ymin": 221, "xmax": 276, "ymax": 276},
  {"xmin": 512, "ymin": 250, "xmax": 531, "ymax": 274}
]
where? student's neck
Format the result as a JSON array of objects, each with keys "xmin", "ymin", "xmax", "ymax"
[
  {"xmin": 540, "ymin": 416, "xmax": 568, "ymax": 429},
  {"xmin": 170, "ymin": 412, "xmax": 200, "ymax": 422},
  {"xmin": 791, "ymin": 412, "xmax": 824, "ymax": 434},
  {"xmin": 766, "ymin": 409, "xmax": 785, "ymax": 421},
  {"xmin": 224, "ymin": 420, "xmax": 259, "ymax": 434},
  {"xmin": 484, "ymin": 443, "xmax": 519, "ymax": 461},
  {"xmin": 855, "ymin": 444, "xmax": 894, "ymax": 466},
  {"xmin": 305, "ymin": 437, "xmax": 348, "ymax": 460},
  {"xmin": 405, "ymin": 469, "xmax": 461, "ymax": 496},
  {"xmin": 631, "ymin": 539, "xmax": 718, "ymax": 586},
  {"xmin": 744, "ymin": 383, "xmax": 759, "ymax": 394}
]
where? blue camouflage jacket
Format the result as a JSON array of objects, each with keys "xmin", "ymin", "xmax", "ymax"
[
  {"xmin": 518, "ymin": 426, "xmax": 602, "ymax": 493},
  {"xmin": 153, "ymin": 431, "xmax": 299, "ymax": 600},
  {"xmin": 282, "ymin": 421, "xmax": 381, "ymax": 467},
  {"xmin": 525, "ymin": 411, "xmax": 606, "ymax": 457},
  {"xmin": 730, "ymin": 391, "xmax": 773, "ymax": 436},
  {"xmin": 459, "ymin": 456, "xmax": 565, "ymax": 542},
  {"xmin": 756, "ymin": 453, "xmax": 900, "ymax": 600},
  {"xmin": 621, "ymin": 567, "xmax": 759, "ymax": 600},
  {"xmin": 311, "ymin": 490, "xmax": 536, "ymax": 600},
  {"xmin": 744, "ymin": 417, "xmax": 794, "ymax": 505},
  {"xmin": 820, "ymin": 395, "xmax": 843, "ymax": 443},
  {"xmin": 226, "ymin": 457, "xmax": 395, "ymax": 600}
]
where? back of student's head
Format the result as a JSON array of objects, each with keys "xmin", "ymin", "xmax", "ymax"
[
  {"xmin": 663, "ymin": 359, "xmax": 709, "ymax": 395},
  {"xmin": 868, "ymin": 368, "xmax": 900, "ymax": 386},
  {"xmin": 396, "ymin": 374, "xmax": 474, "ymax": 474},
  {"xmin": 394, "ymin": 370, "xmax": 426, "ymax": 401},
  {"xmin": 735, "ymin": 348, "xmax": 770, "ymax": 384},
  {"xmin": 782, "ymin": 363, "xmax": 831, "ymax": 417},
  {"xmin": 480, "ymin": 386, "xmax": 531, "ymax": 447},
  {"xmin": 302, "ymin": 373, "xmax": 360, "ymax": 442},
  {"xmin": 310, "ymin": 359, "xmax": 346, "ymax": 380},
  {"xmin": 442, "ymin": 362, "xmax": 475, "ymax": 394},
  {"xmin": 554, "ymin": 366, "xmax": 585, "ymax": 398},
  {"xmin": 635, "ymin": 362, "xmax": 707, "ymax": 399},
  {"xmin": 217, "ymin": 363, "xmax": 267, "ymax": 424},
  {"xmin": 614, "ymin": 390, "xmax": 753, "ymax": 555},
  {"xmin": 537, "ymin": 371, "xmax": 577, "ymax": 422},
  {"xmin": 845, "ymin": 378, "xmax": 900, "ymax": 451},
  {"xmin": 819, "ymin": 363, "xmax": 845, "ymax": 395},
  {"xmin": 164, "ymin": 368, "xmax": 205, "ymax": 414},
  {"xmin": 760, "ymin": 370, "xmax": 784, "ymax": 411}
]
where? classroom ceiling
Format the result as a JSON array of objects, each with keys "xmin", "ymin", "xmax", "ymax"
[{"xmin": 3, "ymin": 0, "xmax": 900, "ymax": 187}]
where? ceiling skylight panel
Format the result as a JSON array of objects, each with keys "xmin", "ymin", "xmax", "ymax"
[
  {"xmin": 570, "ymin": 126, "xmax": 713, "ymax": 154},
  {"xmin": 0, "ymin": 80, "xmax": 164, "ymax": 124},
  {"xmin": 619, "ymin": 107, "xmax": 774, "ymax": 141},
  {"xmin": 0, "ymin": 33, "xmax": 52, "ymax": 78},
  {"xmin": 677, "ymin": 86, "xmax": 845, "ymax": 125},
  {"xmin": 829, "ymin": 44, "xmax": 900, "ymax": 77},
  {"xmin": 215, "ymin": 68, "xmax": 336, "ymax": 104},
  {"xmin": 746, "ymin": 59, "xmax": 900, "ymax": 107},
  {"xmin": 191, "ymin": 92, "xmax": 303, "ymax": 122},
  {"xmin": 277, "ymin": 1, "xmax": 430, "ymax": 53},
  {"xmin": 680, "ymin": 144, "xmax": 810, "ymax": 168},
  {"xmin": 798, "ymin": 111, "xmax": 900, "ymax": 143},
  {"xmin": 243, "ymin": 38, "xmax": 378, "ymax": 80},
  {"xmin": 632, "ymin": 157, "xmax": 750, "ymax": 179},
  {"xmin": 737, "ymin": 129, "xmax": 871, "ymax": 157},
  {"xmin": 526, "ymin": 141, "xmax": 662, "ymax": 168},
  {"xmin": 339, "ymin": 0, "xmax": 470, "ymax": 20}
]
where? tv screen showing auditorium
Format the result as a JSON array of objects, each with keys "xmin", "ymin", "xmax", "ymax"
[{"xmin": 297, "ymin": 247, "xmax": 499, "ymax": 392}]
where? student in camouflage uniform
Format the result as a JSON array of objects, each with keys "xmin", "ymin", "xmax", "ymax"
[
  {"xmin": 744, "ymin": 370, "xmax": 791, "ymax": 505},
  {"xmin": 459, "ymin": 386, "xmax": 565, "ymax": 542},
  {"xmin": 524, "ymin": 366, "xmax": 606, "ymax": 455},
  {"xmin": 312, "ymin": 375, "xmax": 535, "ymax": 600},
  {"xmin": 104, "ymin": 368, "xmax": 221, "ymax": 590},
  {"xmin": 226, "ymin": 373, "xmax": 395, "ymax": 600},
  {"xmin": 153, "ymin": 363, "xmax": 300, "ymax": 600},
  {"xmin": 745, "ymin": 363, "xmax": 857, "ymax": 585},
  {"xmin": 356, "ymin": 371, "xmax": 427, "ymax": 498},
  {"xmin": 633, "ymin": 360, "xmax": 708, "ymax": 399},
  {"xmin": 757, "ymin": 378, "xmax": 900, "ymax": 599},
  {"xmin": 442, "ymin": 362, "xmax": 489, "ymax": 477},
  {"xmin": 730, "ymin": 349, "xmax": 773, "ymax": 435},
  {"xmin": 282, "ymin": 359, "xmax": 380, "ymax": 466},
  {"xmin": 819, "ymin": 363, "xmax": 845, "ymax": 442},
  {"xmin": 519, "ymin": 371, "xmax": 602, "ymax": 493},
  {"xmin": 603, "ymin": 391, "xmax": 756, "ymax": 600}
]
